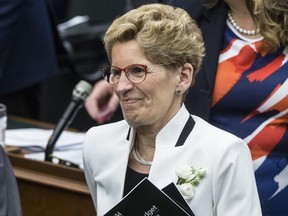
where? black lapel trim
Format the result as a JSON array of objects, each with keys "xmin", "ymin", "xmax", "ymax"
[
  {"xmin": 126, "ymin": 116, "xmax": 195, "ymax": 146},
  {"xmin": 126, "ymin": 127, "xmax": 131, "ymax": 141},
  {"xmin": 175, "ymin": 116, "xmax": 195, "ymax": 147}
]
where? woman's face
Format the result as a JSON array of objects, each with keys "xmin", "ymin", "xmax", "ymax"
[{"xmin": 111, "ymin": 40, "xmax": 182, "ymax": 130}]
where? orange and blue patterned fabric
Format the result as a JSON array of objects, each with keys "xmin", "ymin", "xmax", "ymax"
[{"xmin": 211, "ymin": 21, "xmax": 288, "ymax": 216}]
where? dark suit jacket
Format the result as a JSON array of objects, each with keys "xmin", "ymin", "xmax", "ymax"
[
  {"xmin": 169, "ymin": 0, "xmax": 228, "ymax": 121},
  {"xmin": 0, "ymin": 0, "xmax": 62, "ymax": 95},
  {"xmin": 0, "ymin": 146, "xmax": 22, "ymax": 216}
]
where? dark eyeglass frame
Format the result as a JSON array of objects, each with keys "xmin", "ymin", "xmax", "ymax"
[{"xmin": 101, "ymin": 64, "xmax": 148, "ymax": 85}]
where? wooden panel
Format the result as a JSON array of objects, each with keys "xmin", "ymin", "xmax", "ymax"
[
  {"xmin": 18, "ymin": 180, "xmax": 95, "ymax": 216},
  {"xmin": 7, "ymin": 149, "xmax": 96, "ymax": 216}
]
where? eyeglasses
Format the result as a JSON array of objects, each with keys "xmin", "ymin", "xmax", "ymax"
[{"xmin": 101, "ymin": 64, "xmax": 148, "ymax": 85}]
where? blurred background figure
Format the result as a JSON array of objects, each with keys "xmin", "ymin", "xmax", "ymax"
[
  {"xmin": 0, "ymin": 0, "xmax": 64, "ymax": 119},
  {"xmin": 0, "ymin": 145, "xmax": 22, "ymax": 216}
]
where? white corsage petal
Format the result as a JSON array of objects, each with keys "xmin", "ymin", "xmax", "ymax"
[
  {"xmin": 175, "ymin": 163, "xmax": 193, "ymax": 179},
  {"xmin": 175, "ymin": 163, "xmax": 206, "ymax": 200},
  {"xmin": 177, "ymin": 183, "xmax": 194, "ymax": 200}
]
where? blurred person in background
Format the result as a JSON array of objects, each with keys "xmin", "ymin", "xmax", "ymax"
[
  {"xmin": 0, "ymin": 145, "xmax": 22, "ymax": 216},
  {"xmin": 0, "ymin": 0, "xmax": 63, "ymax": 119}
]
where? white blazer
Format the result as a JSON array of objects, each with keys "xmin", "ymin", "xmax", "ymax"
[{"xmin": 83, "ymin": 105, "xmax": 262, "ymax": 216}]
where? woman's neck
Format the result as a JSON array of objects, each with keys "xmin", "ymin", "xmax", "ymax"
[
  {"xmin": 225, "ymin": 0, "xmax": 261, "ymax": 39},
  {"xmin": 129, "ymin": 136, "xmax": 155, "ymax": 174}
]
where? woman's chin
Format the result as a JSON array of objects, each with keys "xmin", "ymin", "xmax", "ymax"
[
  {"xmin": 124, "ymin": 112, "xmax": 147, "ymax": 127},
  {"xmin": 124, "ymin": 112, "xmax": 138, "ymax": 125}
]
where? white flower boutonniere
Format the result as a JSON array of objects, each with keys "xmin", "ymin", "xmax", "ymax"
[{"xmin": 175, "ymin": 163, "xmax": 206, "ymax": 200}]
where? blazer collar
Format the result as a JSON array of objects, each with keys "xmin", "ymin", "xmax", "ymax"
[
  {"xmin": 103, "ymin": 106, "xmax": 196, "ymax": 212},
  {"xmin": 126, "ymin": 105, "xmax": 195, "ymax": 149}
]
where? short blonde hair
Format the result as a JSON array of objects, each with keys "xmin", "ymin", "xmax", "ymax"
[{"xmin": 103, "ymin": 3, "xmax": 205, "ymax": 86}]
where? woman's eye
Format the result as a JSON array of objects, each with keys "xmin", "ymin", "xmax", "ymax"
[
  {"xmin": 130, "ymin": 66, "xmax": 145, "ymax": 76},
  {"xmin": 112, "ymin": 69, "xmax": 121, "ymax": 77}
]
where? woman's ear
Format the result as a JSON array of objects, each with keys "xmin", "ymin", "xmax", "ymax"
[{"xmin": 176, "ymin": 63, "xmax": 193, "ymax": 94}]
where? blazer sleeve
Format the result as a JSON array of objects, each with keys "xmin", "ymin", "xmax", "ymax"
[
  {"xmin": 213, "ymin": 139, "xmax": 261, "ymax": 215},
  {"xmin": 83, "ymin": 153, "xmax": 98, "ymax": 209},
  {"xmin": 0, "ymin": 0, "xmax": 29, "ymax": 75},
  {"xmin": 0, "ymin": 146, "xmax": 22, "ymax": 216}
]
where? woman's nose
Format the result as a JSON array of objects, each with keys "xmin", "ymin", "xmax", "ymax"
[{"xmin": 115, "ymin": 72, "xmax": 133, "ymax": 93}]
